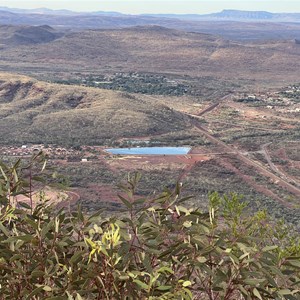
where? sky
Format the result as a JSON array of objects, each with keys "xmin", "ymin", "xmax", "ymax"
[{"xmin": 1, "ymin": 0, "xmax": 300, "ymax": 14}]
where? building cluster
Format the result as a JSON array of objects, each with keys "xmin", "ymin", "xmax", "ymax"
[
  {"xmin": 0, "ymin": 145, "xmax": 80, "ymax": 159},
  {"xmin": 236, "ymin": 85, "xmax": 300, "ymax": 114}
]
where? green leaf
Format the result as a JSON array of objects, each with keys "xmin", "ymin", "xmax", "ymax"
[
  {"xmin": 133, "ymin": 197, "xmax": 146, "ymax": 205},
  {"xmin": 143, "ymin": 254, "xmax": 153, "ymax": 273},
  {"xmin": 85, "ymin": 237, "xmax": 96, "ymax": 248},
  {"xmin": 238, "ymin": 284, "xmax": 249, "ymax": 297},
  {"xmin": 5, "ymin": 235, "xmax": 33, "ymax": 243},
  {"xmin": 32, "ymin": 176, "xmax": 46, "ymax": 183},
  {"xmin": 118, "ymin": 195, "xmax": 132, "ymax": 209},
  {"xmin": 156, "ymin": 285, "xmax": 172, "ymax": 291},
  {"xmin": 25, "ymin": 217, "xmax": 38, "ymax": 230},
  {"xmin": 70, "ymin": 251, "xmax": 85, "ymax": 265},
  {"xmin": 133, "ymin": 279, "xmax": 148, "ymax": 290},
  {"xmin": 287, "ymin": 260, "xmax": 300, "ymax": 268},
  {"xmin": 253, "ymin": 288, "xmax": 263, "ymax": 300},
  {"xmin": 214, "ymin": 269, "xmax": 227, "ymax": 286},
  {"xmin": 182, "ymin": 287, "xmax": 193, "ymax": 300},
  {"xmin": 0, "ymin": 222, "xmax": 10, "ymax": 237},
  {"xmin": 10, "ymin": 254, "xmax": 22, "ymax": 262},
  {"xmin": 182, "ymin": 281, "xmax": 192, "ymax": 287},
  {"xmin": 157, "ymin": 266, "xmax": 174, "ymax": 274},
  {"xmin": 197, "ymin": 256, "xmax": 207, "ymax": 263},
  {"xmin": 18, "ymin": 202, "xmax": 32, "ymax": 209},
  {"xmin": 77, "ymin": 204, "xmax": 84, "ymax": 222},
  {"xmin": 278, "ymin": 289, "xmax": 293, "ymax": 295},
  {"xmin": 244, "ymin": 278, "xmax": 265, "ymax": 286},
  {"xmin": 43, "ymin": 285, "xmax": 52, "ymax": 292},
  {"xmin": 31, "ymin": 270, "xmax": 45, "ymax": 278},
  {"xmin": 118, "ymin": 275, "xmax": 130, "ymax": 280},
  {"xmin": 41, "ymin": 220, "xmax": 54, "ymax": 238},
  {"xmin": 75, "ymin": 294, "xmax": 84, "ymax": 300},
  {"xmin": 25, "ymin": 287, "xmax": 44, "ymax": 300},
  {"xmin": 262, "ymin": 245, "xmax": 278, "ymax": 252},
  {"xmin": 183, "ymin": 221, "xmax": 192, "ymax": 228},
  {"xmin": 177, "ymin": 195, "xmax": 194, "ymax": 204}
]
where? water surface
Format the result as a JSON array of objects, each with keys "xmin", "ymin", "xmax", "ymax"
[{"xmin": 106, "ymin": 147, "xmax": 191, "ymax": 155}]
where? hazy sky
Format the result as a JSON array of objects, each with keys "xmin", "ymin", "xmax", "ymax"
[{"xmin": 1, "ymin": 0, "xmax": 300, "ymax": 14}]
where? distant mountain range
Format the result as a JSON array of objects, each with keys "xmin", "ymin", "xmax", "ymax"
[
  {"xmin": 0, "ymin": 6, "xmax": 124, "ymax": 16},
  {"xmin": 1, "ymin": 7, "xmax": 300, "ymax": 22},
  {"xmin": 145, "ymin": 10, "xmax": 300, "ymax": 22},
  {"xmin": 0, "ymin": 7, "xmax": 76, "ymax": 15},
  {"xmin": 1, "ymin": 7, "xmax": 300, "ymax": 41}
]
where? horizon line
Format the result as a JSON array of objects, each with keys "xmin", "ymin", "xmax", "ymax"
[{"xmin": 1, "ymin": 6, "xmax": 300, "ymax": 15}]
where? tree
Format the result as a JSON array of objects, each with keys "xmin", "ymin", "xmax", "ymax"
[{"xmin": 0, "ymin": 156, "xmax": 299, "ymax": 299}]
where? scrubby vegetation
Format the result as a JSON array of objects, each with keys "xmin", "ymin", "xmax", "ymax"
[
  {"xmin": 0, "ymin": 155, "xmax": 300, "ymax": 299},
  {"xmin": 54, "ymin": 73, "xmax": 189, "ymax": 96},
  {"xmin": 0, "ymin": 74, "xmax": 188, "ymax": 146}
]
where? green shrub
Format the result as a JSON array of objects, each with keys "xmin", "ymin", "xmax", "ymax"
[{"xmin": 0, "ymin": 156, "xmax": 299, "ymax": 299}]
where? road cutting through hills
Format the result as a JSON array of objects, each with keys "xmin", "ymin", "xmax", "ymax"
[
  {"xmin": 187, "ymin": 113, "xmax": 300, "ymax": 199},
  {"xmin": 165, "ymin": 95, "xmax": 300, "ymax": 206}
]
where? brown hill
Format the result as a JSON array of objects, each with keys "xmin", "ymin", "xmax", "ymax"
[
  {"xmin": 0, "ymin": 73, "xmax": 188, "ymax": 145},
  {"xmin": 1, "ymin": 26, "xmax": 300, "ymax": 84},
  {"xmin": 0, "ymin": 25, "xmax": 63, "ymax": 47}
]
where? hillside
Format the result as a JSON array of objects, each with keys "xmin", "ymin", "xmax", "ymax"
[
  {"xmin": 0, "ymin": 73, "xmax": 188, "ymax": 145},
  {"xmin": 1, "ymin": 26, "xmax": 300, "ymax": 85},
  {"xmin": 0, "ymin": 25, "xmax": 63, "ymax": 47}
]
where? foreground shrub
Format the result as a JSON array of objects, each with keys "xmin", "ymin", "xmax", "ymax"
[{"xmin": 0, "ymin": 157, "xmax": 299, "ymax": 299}]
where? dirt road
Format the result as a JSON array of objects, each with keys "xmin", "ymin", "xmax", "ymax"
[
  {"xmin": 261, "ymin": 143, "xmax": 300, "ymax": 188},
  {"xmin": 189, "ymin": 116, "xmax": 300, "ymax": 198}
]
